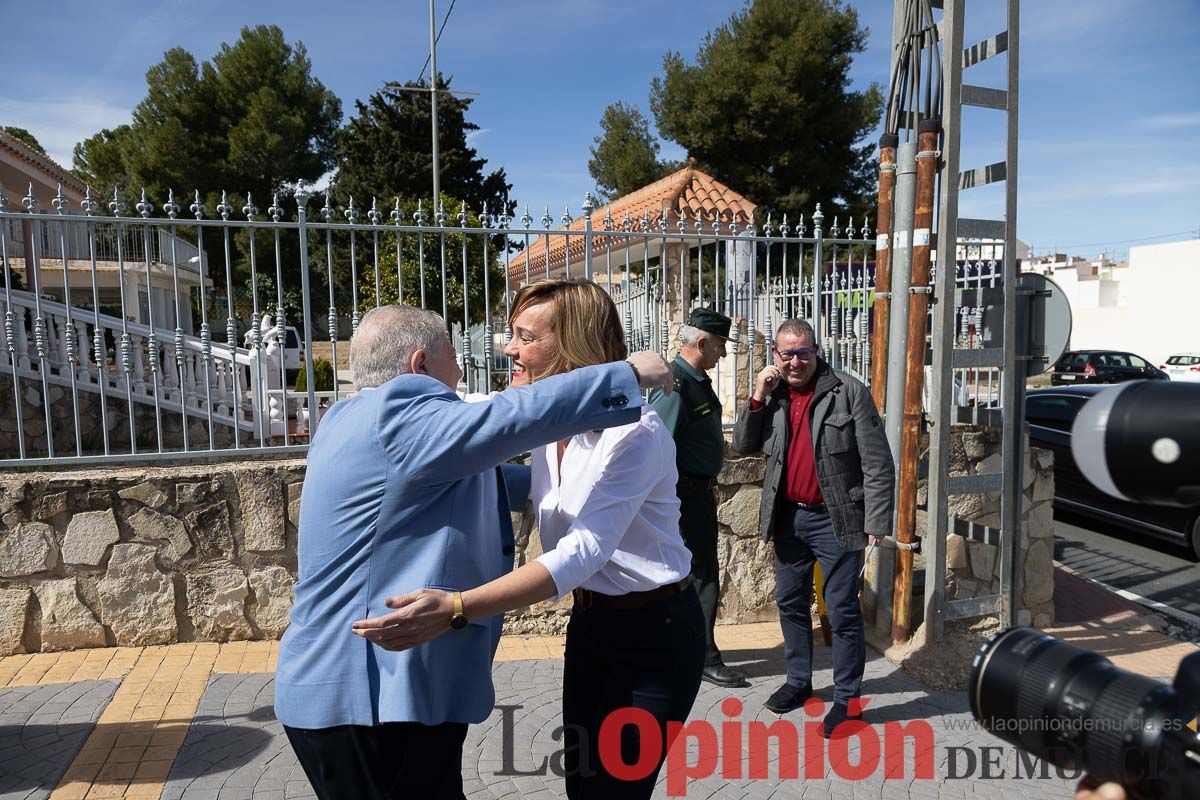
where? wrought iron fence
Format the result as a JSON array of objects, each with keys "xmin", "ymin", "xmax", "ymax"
[{"xmin": 0, "ymin": 181, "xmax": 1006, "ymax": 467}]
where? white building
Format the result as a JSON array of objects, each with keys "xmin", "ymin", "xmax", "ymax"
[{"xmin": 1024, "ymin": 240, "xmax": 1200, "ymax": 366}]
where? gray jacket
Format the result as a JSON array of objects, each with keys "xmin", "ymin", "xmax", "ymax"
[{"xmin": 731, "ymin": 361, "xmax": 895, "ymax": 550}]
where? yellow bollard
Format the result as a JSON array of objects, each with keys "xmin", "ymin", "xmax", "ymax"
[{"xmin": 814, "ymin": 562, "xmax": 833, "ymax": 646}]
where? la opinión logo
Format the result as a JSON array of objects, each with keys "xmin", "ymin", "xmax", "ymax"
[{"xmin": 498, "ymin": 696, "xmax": 937, "ymax": 796}]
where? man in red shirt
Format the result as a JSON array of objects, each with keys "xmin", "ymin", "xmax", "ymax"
[{"xmin": 733, "ymin": 318, "xmax": 894, "ymax": 738}]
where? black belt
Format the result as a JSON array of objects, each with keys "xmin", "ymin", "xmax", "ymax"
[
  {"xmin": 572, "ymin": 579, "xmax": 689, "ymax": 611},
  {"xmin": 781, "ymin": 499, "xmax": 827, "ymax": 513},
  {"xmin": 677, "ymin": 474, "xmax": 717, "ymax": 491}
]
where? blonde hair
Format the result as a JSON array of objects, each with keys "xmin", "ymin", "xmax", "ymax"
[{"xmin": 509, "ymin": 278, "xmax": 627, "ymax": 381}]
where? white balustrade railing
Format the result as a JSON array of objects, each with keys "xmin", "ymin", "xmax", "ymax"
[{"xmin": 0, "ymin": 288, "xmax": 270, "ymax": 438}]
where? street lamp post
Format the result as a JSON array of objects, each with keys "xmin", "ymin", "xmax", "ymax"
[{"xmin": 429, "ymin": 0, "xmax": 441, "ymax": 206}]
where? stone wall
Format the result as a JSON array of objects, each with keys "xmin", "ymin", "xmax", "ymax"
[
  {"xmin": 0, "ymin": 447, "xmax": 781, "ymax": 653},
  {"xmin": 935, "ymin": 425, "xmax": 1056, "ymax": 628},
  {"xmin": 862, "ymin": 424, "xmax": 1056, "ymax": 634},
  {"xmin": 0, "ymin": 460, "xmax": 303, "ymax": 655},
  {"xmin": 0, "ymin": 425, "xmax": 1055, "ymax": 654}
]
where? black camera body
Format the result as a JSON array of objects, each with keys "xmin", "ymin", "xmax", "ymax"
[{"xmin": 969, "ymin": 381, "xmax": 1200, "ymax": 798}]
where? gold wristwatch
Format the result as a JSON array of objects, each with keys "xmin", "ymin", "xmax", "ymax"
[{"xmin": 449, "ymin": 592, "xmax": 469, "ymax": 630}]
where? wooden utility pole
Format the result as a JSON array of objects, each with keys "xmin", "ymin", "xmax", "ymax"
[
  {"xmin": 891, "ymin": 118, "xmax": 940, "ymax": 643},
  {"xmin": 870, "ymin": 134, "xmax": 898, "ymax": 411}
]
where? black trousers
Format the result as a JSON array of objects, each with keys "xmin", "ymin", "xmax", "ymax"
[
  {"xmin": 284, "ymin": 720, "xmax": 468, "ymax": 800},
  {"xmin": 676, "ymin": 481, "xmax": 723, "ymax": 667},
  {"xmin": 561, "ymin": 586, "xmax": 705, "ymax": 800},
  {"xmin": 773, "ymin": 504, "xmax": 866, "ymax": 705}
]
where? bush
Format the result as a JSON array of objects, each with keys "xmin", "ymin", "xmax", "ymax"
[{"xmin": 294, "ymin": 358, "xmax": 335, "ymax": 393}]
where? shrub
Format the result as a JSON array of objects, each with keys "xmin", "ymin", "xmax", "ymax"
[{"xmin": 294, "ymin": 358, "xmax": 335, "ymax": 393}]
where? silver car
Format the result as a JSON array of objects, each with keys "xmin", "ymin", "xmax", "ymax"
[{"xmin": 1162, "ymin": 352, "xmax": 1200, "ymax": 383}]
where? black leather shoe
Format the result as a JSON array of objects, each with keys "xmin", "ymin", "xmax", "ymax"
[
  {"xmin": 764, "ymin": 683, "xmax": 812, "ymax": 714},
  {"xmin": 822, "ymin": 702, "xmax": 863, "ymax": 739},
  {"xmin": 701, "ymin": 663, "xmax": 750, "ymax": 688}
]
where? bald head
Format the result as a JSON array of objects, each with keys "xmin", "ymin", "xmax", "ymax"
[{"xmin": 350, "ymin": 305, "xmax": 458, "ymax": 390}]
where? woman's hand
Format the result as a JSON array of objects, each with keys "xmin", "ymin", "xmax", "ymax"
[{"xmin": 351, "ymin": 589, "xmax": 456, "ymax": 651}]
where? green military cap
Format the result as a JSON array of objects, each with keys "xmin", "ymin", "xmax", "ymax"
[{"xmin": 687, "ymin": 307, "xmax": 732, "ymax": 340}]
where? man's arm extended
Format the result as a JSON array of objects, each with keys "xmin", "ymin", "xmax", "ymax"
[{"xmin": 385, "ymin": 354, "xmax": 670, "ymax": 485}]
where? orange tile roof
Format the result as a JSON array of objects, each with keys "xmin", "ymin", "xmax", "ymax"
[
  {"xmin": 506, "ymin": 163, "xmax": 756, "ymax": 284},
  {"xmin": 0, "ymin": 129, "xmax": 89, "ymax": 198}
]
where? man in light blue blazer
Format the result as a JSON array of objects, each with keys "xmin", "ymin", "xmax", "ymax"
[{"xmin": 275, "ymin": 304, "xmax": 671, "ymax": 800}]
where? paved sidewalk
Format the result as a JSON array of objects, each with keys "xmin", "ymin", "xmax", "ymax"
[
  {"xmin": 1, "ymin": 567, "xmax": 1195, "ymax": 800},
  {"xmin": 1045, "ymin": 565, "xmax": 1199, "ymax": 679}
]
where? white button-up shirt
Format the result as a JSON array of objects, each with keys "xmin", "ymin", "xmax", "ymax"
[{"xmin": 534, "ymin": 406, "xmax": 693, "ymax": 598}]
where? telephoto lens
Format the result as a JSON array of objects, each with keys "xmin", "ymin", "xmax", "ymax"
[
  {"xmin": 1071, "ymin": 381, "xmax": 1200, "ymax": 508},
  {"xmin": 969, "ymin": 627, "xmax": 1200, "ymax": 800}
]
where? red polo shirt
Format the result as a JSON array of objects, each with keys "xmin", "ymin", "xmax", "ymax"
[{"xmin": 750, "ymin": 386, "xmax": 824, "ymax": 505}]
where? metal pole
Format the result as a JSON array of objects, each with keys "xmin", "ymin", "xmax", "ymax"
[
  {"xmin": 296, "ymin": 188, "xmax": 318, "ymax": 435},
  {"xmin": 884, "ymin": 142, "xmax": 916, "ymax": 460},
  {"xmin": 1000, "ymin": 0, "xmax": 1023, "ymax": 629},
  {"xmin": 892, "ymin": 119, "xmax": 940, "ymax": 644},
  {"xmin": 429, "ymin": 0, "xmax": 441, "ymax": 206},
  {"xmin": 924, "ymin": 2, "xmax": 964, "ymax": 645},
  {"xmin": 874, "ymin": 141, "xmax": 915, "ymax": 637}
]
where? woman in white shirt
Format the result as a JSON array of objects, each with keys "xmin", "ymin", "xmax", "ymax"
[{"xmin": 355, "ymin": 278, "xmax": 705, "ymax": 799}]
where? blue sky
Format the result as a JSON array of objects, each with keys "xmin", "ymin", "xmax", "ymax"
[{"xmin": 2, "ymin": 0, "xmax": 1198, "ymax": 259}]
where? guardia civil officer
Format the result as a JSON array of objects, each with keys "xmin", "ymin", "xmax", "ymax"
[{"xmin": 651, "ymin": 307, "xmax": 750, "ymax": 689}]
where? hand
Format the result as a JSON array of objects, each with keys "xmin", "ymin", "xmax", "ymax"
[
  {"xmin": 1074, "ymin": 779, "xmax": 1124, "ymax": 800},
  {"xmin": 869, "ymin": 535, "xmax": 882, "ymax": 547},
  {"xmin": 351, "ymin": 589, "xmax": 455, "ymax": 652},
  {"xmin": 753, "ymin": 365, "xmax": 782, "ymax": 402},
  {"xmin": 627, "ymin": 351, "xmax": 673, "ymax": 395}
]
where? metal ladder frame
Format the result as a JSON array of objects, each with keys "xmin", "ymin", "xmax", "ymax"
[{"xmin": 924, "ymin": 0, "xmax": 1023, "ymax": 641}]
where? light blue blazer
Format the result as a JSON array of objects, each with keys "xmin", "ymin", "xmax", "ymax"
[{"xmin": 274, "ymin": 362, "xmax": 641, "ymax": 728}]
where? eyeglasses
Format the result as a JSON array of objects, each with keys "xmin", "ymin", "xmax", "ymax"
[{"xmin": 774, "ymin": 347, "xmax": 816, "ymax": 363}]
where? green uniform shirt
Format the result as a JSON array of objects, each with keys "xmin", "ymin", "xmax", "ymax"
[{"xmin": 650, "ymin": 355, "xmax": 725, "ymax": 478}]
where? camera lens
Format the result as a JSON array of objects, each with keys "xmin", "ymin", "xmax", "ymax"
[
  {"xmin": 970, "ymin": 627, "xmax": 1194, "ymax": 797},
  {"xmin": 1071, "ymin": 381, "xmax": 1200, "ymax": 508}
]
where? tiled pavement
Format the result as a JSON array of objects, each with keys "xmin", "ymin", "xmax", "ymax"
[
  {"xmin": 0, "ymin": 680, "xmax": 119, "ymax": 799},
  {"xmin": 1, "ymin": 570, "xmax": 1197, "ymax": 800}
]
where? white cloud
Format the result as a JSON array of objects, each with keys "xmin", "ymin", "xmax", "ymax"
[
  {"xmin": 0, "ymin": 95, "xmax": 133, "ymax": 168},
  {"xmin": 1022, "ymin": 165, "xmax": 1200, "ymax": 207},
  {"xmin": 466, "ymin": 127, "xmax": 491, "ymax": 145},
  {"xmin": 1137, "ymin": 112, "xmax": 1200, "ymax": 130}
]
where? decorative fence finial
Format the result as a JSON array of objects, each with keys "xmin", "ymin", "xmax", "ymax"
[
  {"xmin": 322, "ymin": 190, "xmax": 335, "ymax": 223},
  {"xmin": 242, "ymin": 193, "xmax": 258, "ymax": 220},
  {"xmin": 294, "ymin": 182, "xmax": 311, "ymax": 209}
]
